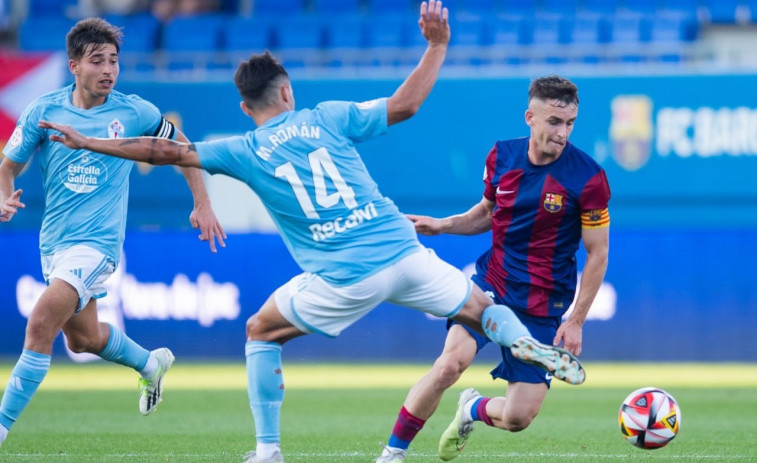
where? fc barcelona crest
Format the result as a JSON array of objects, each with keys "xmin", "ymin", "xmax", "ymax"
[
  {"xmin": 543, "ymin": 193, "xmax": 563, "ymax": 213},
  {"xmin": 107, "ymin": 118, "xmax": 125, "ymax": 139}
]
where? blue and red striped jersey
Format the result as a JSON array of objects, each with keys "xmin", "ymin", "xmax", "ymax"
[{"xmin": 474, "ymin": 137, "xmax": 611, "ymax": 318}]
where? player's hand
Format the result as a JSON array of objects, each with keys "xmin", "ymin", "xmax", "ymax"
[
  {"xmin": 554, "ymin": 318, "xmax": 583, "ymax": 356},
  {"xmin": 418, "ymin": 0, "xmax": 450, "ymax": 47},
  {"xmin": 407, "ymin": 213, "xmax": 445, "ymax": 235},
  {"xmin": 0, "ymin": 189, "xmax": 24, "ymax": 222},
  {"xmin": 190, "ymin": 200, "xmax": 226, "ymax": 253},
  {"xmin": 38, "ymin": 121, "xmax": 89, "ymax": 149}
]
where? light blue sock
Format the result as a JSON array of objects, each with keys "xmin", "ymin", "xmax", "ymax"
[
  {"xmin": 98, "ymin": 324, "xmax": 149, "ymax": 371},
  {"xmin": 482, "ymin": 304, "xmax": 530, "ymax": 347},
  {"xmin": 0, "ymin": 349, "xmax": 51, "ymax": 430},
  {"xmin": 245, "ymin": 341, "xmax": 284, "ymax": 445}
]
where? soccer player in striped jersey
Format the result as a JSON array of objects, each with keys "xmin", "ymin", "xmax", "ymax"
[
  {"xmin": 379, "ymin": 76, "xmax": 610, "ymax": 462},
  {"xmin": 40, "ymin": 6, "xmax": 587, "ymax": 463},
  {"xmin": 0, "ymin": 18, "xmax": 224, "ymax": 449}
]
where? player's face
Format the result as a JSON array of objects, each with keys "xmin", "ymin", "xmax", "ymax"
[
  {"xmin": 71, "ymin": 43, "xmax": 119, "ymax": 104},
  {"xmin": 526, "ymin": 98, "xmax": 577, "ymax": 160}
]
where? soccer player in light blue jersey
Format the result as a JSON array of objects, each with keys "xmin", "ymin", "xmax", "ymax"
[
  {"xmin": 0, "ymin": 18, "xmax": 224, "ymax": 449},
  {"xmin": 40, "ymin": 3, "xmax": 584, "ymax": 462}
]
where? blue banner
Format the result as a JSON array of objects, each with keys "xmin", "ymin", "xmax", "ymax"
[{"xmin": 2, "ymin": 230, "xmax": 755, "ymax": 362}]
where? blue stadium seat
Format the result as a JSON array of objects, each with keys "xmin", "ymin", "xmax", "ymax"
[
  {"xmin": 162, "ymin": 15, "xmax": 225, "ymax": 52},
  {"xmin": 105, "ymin": 14, "xmax": 160, "ymax": 53},
  {"xmin": 501, "ymin": 0, "xmax": 536, "ymax": 16},
  {"xmin": 489, "ymin": 15, "xmax": 528, "ymax": 45},
  {"xmin": 703, "ymin": 0, "xmax": 742, "ymax": 24},
  {"xmin": 19, "ymin": 17, "xmax": 74, "ymax": 51},
  {"xmin": 314, "ymin": 0, "xmax": 362, "ymax": 13},
  {"xmin": 541, "ymin": 0, "xmax": 578, "ymax": 16},
  {"xmin": 661, "ymin": 0, "xmax": 700, "ymax": 15},
  {"xmin": 565, "ymin": 15, "xmax": 607, "ymax": 45},
  {"xmin": 273, "ymin": 16, "xmax": 324, "ymax": 49},
  {"xmin": 608, "ymin": 15, "xmax": 647, "ymax": 43},
  {"xmin": 224, "ymin": 16, "xmax": 272, "ymax": 52},
  {"xmin": 454, "ymin": 0, "xmax": 498, "ymax": 15},
  {"xmin": 581, "ymin": 0, "xmax": 619, "ymax": 15},
  {"xmin": 531, "ymin": 15, "xmax": 565, "ymax": 45},
  {"xmin": 365, "ymin": 14, "xmax": 406, "ymax": 47},
  {"xmin": 649, "ymin": 14, "xmax": 697, "ymax": 42},
  {"xmin": 449, "ymin": 17, "xmax": 488, "ymax": 46},
  {"xmin": 323, "ymin": 16, "xmax": 365, "ymax": 48},
  {"xmin": 254, "ymin": 0, "xmax": 305, "ymax": 15},
  {"xmin": 367, "ymin": 0, "xmax": 412, "ymax": 13},
  {"xmin": 619, "ymin": 0, "xmax": 660, "ymax": 15},
  {"xmin": 26, "ymin": 0, "xmax": 76, "ymax": 17}
]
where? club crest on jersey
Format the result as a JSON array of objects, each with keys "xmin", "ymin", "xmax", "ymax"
[
  {"xmin": 107, "ymin": 118, "xmax": 125, "ymax": 139},
  {"xmin": 543, "ymin": 193, "xmax": 563, "ymax": 213}
]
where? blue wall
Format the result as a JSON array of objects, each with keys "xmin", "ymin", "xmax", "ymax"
[{"xmin": 3, "ymin": 74, "xmax": 757, "ymax": 361}]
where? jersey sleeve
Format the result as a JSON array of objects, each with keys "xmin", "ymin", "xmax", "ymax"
[
  {"xmin": 482, "ymin": 144, "xmax": 499, "ymax": 201},
  {"xmin": 129, "ymin": 96, "xmax": 177, "ymax": 140},
  {"xmin": 579, "ymin": 170, "xmax": 611, "ymax": 229},
  {"xmin": 2, "ymin": 101, "xmax": 46, "ymax": 163},
  {"xmin": 196, "ymin": 136, "xmax": 251, "ymax": 183},
  {"xmin": 317, "ymin": 99, "xmax": 388, "ymax": 142}
]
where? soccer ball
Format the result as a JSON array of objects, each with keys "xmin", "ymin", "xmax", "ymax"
[{"xmin": 618, "ymin": 387, "xmax": 681, "ymax": 449}]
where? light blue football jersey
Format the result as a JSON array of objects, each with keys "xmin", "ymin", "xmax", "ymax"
[
  {"xmin": 2, "ymin": 84, "xmax": 176, "ymax": 263},
  {"xmin": 196, "ymin": 98, "xmax": 422, "ymax": 285}
]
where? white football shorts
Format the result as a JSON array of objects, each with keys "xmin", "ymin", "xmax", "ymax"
[
  {"xmin": 274, "ymin": 248, "xmax": 472, "ymax": 337},
  {"xmin": 41, "ymin": 244, "xmax": 115, "ymax": 313}
]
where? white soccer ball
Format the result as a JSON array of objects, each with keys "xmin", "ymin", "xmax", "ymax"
[{"xmin": 618, "ymin": 387, "xmax": 681, "ymax": 449}]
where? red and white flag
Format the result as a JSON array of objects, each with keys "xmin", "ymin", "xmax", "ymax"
[{"xmin": 0, "ymin": 52, "xmax": 66, "ymax": 144}]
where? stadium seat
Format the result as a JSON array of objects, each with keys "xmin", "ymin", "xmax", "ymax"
[
  {"xmin": 581, "ymin": 0, "xmax": 619, "ymax": 15},
  {"xmin": 501, "ymin": 0, "xmax": 536, "ymax": 16},
  {"xmin": 619, "ymin": 0, "xmax": 660, "ymax": 15},
  {"xmin": 162, "ymin": 15, "xmax": 225, "ymax": 52},
  {"xmin": 323, "ymin": 16, "xmax": 365, "ymax": 48},
  {"xmin": 661, "ymin": 0, "xmax": 700, "ymax": 16},
  {"xmin": 365, "ymin": 14, "xmax": 406, "ymax": 48},
  {"xmin": 104, "ymin": 14, "xmax": 160, "ymax": 53},
  {"xmin": 530, "ymin": 15, "xmax": 565, "ymax": 45},
  {"xmin": 367, "ymin": 0, "xmax": 412, "ymax": 13},
  {"xmin": 702, "ymin": 0, "xmax": 742, "ymax": 24},
  {"xmin": 449, "ymin": 16, "xmax": 488, "ymax": 46},
  {"xmin": 273, "ymin": 16, "xmax": 324, "ymax": 49},
  {"xmin": 541, "ymin": 0, "xmax": 578, "ymax": 17},
  {"xmin": 224, "ymin": 16, "xmax": 272, "ymax": 52},
  {"xmin": 454, "ymin": 0, "xmax": 498, "ymax": 15},
  {"xmin": 565, "ymin": 15, "xmax": 607, "ymax": 45},
  {"xmin": 608, "ymin": 14, "xmax": 647, "ymax": 44},
  {"xmin": 18, "ymin": 17, "xmax": 74, "ymax": 51},
  {"xmin": 254, "ymin": 0, "xmax": 305, "ymax": 15},
  {"xmin": 489, "ymin": 15, "xmax": 528, "ymax": 45},
  {"xmin": 649, "ymin": 14, "xmax": 697, "ymax": 42},
  {"xmin": 26, "ymin": 0, "xmax": 76, "ymax": 17},
  {"xmin": 313, "ymin": 0, "xmax": 362, "ymax": 14}
]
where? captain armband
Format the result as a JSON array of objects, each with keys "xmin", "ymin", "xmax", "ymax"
[
  {"xmin": 581, "ymin": 208, "xmax": 610, "ymax": 229},
  {"xmin": 151, "ymin": 117, "xmax": 176, "ymax": 139}
]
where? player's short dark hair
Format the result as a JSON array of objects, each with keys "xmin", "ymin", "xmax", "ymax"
[
  {"xmin": 66, "ymin": 18, "xmax": 122, "ymax": 60},
  {"xmin": 528, "ymin": 75, "xmax": 579, "ymax": 107},
  {"xmin": 234, "ymin": 51, "xmax": 290, "ymax": 111}
]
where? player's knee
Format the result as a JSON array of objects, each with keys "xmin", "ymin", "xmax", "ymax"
[
  {"xmin": 246, "ymin": 313, "xmax": 273, "ymax": 340},
  {"xmin": 432, "ymin": 356, "xmax": 466, "ymax": 388},
  {"xmin": 502, "ymin": 408, "xmax": 538, "ymax": 432},
  {"xmin": 66, "ymin": 334, "xmax": 96, "ymax": 353}
]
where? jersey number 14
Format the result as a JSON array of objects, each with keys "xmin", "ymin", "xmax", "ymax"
[{"xmin": 274, "ymin": 147, "xmax": 358, "ymax": 219}]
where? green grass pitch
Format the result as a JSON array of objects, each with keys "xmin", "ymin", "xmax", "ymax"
[{"xmin": 0, "ymin": 362, "xmax": 756, "ymax": 462}]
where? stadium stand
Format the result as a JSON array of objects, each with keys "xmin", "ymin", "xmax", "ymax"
[{"xmin": 3, "ymin": 0, "xmax": 740, "ymax": 75}]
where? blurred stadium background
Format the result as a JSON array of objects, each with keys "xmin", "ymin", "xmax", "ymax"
[{"xmin": 0, "ymin": 0, "xmax": 756, "ymax": 365}]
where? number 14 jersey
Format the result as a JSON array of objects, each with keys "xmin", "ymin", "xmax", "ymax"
[{"xmin": 196, "ymin": 98, "xmax": 421, "ymax": 286}]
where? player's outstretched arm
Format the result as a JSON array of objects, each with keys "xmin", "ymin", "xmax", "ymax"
[
  {"xmin": 39, "ymin": 121, "xmax": 202, "ymax": 168},
  {"xmin": 408, "ymin": 197, "xmax": 494, "ymax": 236},
  {"xmin": 386, "ymin": 0, "xmax": 449, "ymax": 126},
  {"xmin": 0, "ymin": 158, "xmax": 25, "ymax": 223}
]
